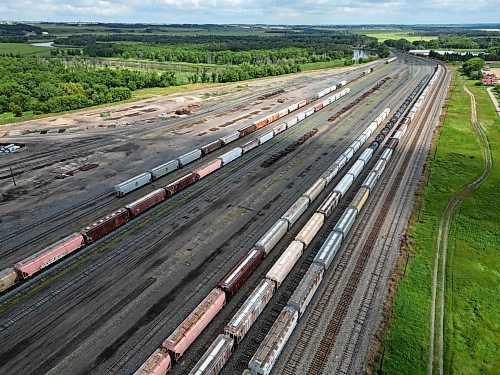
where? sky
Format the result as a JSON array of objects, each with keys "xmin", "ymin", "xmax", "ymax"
[{"xmin": 0, "ymin": 0, "xmax": 499, "ymax": 25}]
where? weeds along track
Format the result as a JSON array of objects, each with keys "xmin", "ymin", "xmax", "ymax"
[{"xmin": 279, "ymin": 65, "xmax": 447, "ymax": 375}]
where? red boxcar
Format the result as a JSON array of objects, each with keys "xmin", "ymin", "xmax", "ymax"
[
  {"xmin": 163, "ymin": 288, "xmax": 226, "ymax": 361},
  {"xmin": 133, "ymin": 348, "xmax": 171, "ymax": 375},
  {"xmin": 165, "ymin": 173, "xmax": 197, "ymax": 196},
  {"xmin": 14, "ymin": 233, "xmax": 85, "ymax": 278},
  {"xmin": 81, "ymin": 208, "xmax": 130, "ymax": 243},
  {"xmin": 218, "ymin": 248, "xmax": 264, "ymax": 297},
  {"xmin": 253, "ymin": 118, "xmax": 268, "ymax": 129},
  {"xmin": 385, "ymin": 138, "xmax": 399, "ymax": 150},
  {"xmin": 314, "ymin": 103, "xmax": 324, "ymax": 112},
  {"xmin": 125, "ymin": 188, "xmax": 167, "ymax": 217},
  {"xmin": 238, "ymin": 124, "xmax": 257, "ymax": 137},
  {"xmin": 193, "ymin": 159, "xmax": 222, "ymax": 180},
  {"xmin": 200, "ymin": 140, "xmax": 223, "ymax": 156}
]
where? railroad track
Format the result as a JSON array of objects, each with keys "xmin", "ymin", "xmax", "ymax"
[{"xmin": 278, "ymin": 63, "xmax": 447, "ymax": 375}]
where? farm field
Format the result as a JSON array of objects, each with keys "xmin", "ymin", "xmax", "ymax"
[
  {"xmin": 0, "ymin": 42, "xmax": 53, "ymax": 56},
  {"xmin": 351, "ymin": 29, "xmax": 437, "ymax": 42},
  {"xmin": 381, "ymin": 72, "xmax": 499, "ymax": 374}
]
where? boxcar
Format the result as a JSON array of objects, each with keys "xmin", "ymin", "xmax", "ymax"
[
  {"xmin": 115, "ymin": 172, "xmax": 152, "ymax": 197},
  {"xmin": 333, "ymin": 207, "xmax": 357, "ymax": 239},
  {"xmin": 218, "ymin": 248, "xmax": 264, "ymax": 297},
  {"xmin": 286, "ymin": 102, "xmax": 299, "ymax": 113},
  {"xmin": 358, "ymin": 148, "xmax": 374, "ymax": 165},
  {"xmin": 304, "ymin": 107, "xmax": 315, "ymax": 117},
  {"xmin": 313, "ymin": 103, "xmax": 323, "ymax": 112},
  {"xmin": 241, "ymin": 139, "xmax": 259, "ymax": 154},
  {"xmin": 133, "ymin": 348, "xmax": 171, "ymax": 375},
  {"xmin": 125, "ymin": 188, "xmax": 167, "ymax": 217},
  {"xmin": 333, "ymin": 174, "xmax": 354, "ymax": 196},
  {"xmin": 0, "ymin": 268, "xmax": 18, "ymax": 292},
  {"xmin": 163, "ymin": 288, "xmax": 225, "ymax": 361},
  {"xmin": 362, "ymin": 171, "xmax": 379, "ymax": 191},
  {"xmin": 277, "ymin": 108, "xmax": 289, "ymax": 118},
  {"xmin": 295, "ymin": 213, "xmax": 324, "ymax": 248},
  {"xmin": 350, "ymin": 187, "xmax": 370, "ymax": 214},
  {"xmin": 373, "ymin": 159, "xmax": 387, "ymax": 175},
  {"xmin": 225, "ymin": 278, "xmax": 275, "ymax": 343},
  {"xmin": 302, "ymin": 178, "xmax": 326, "ymax": 204},
  {"xmin": 255, "ymin": 219, "xmax": 288, "ymax": 255},
  {"xmin": 266, "ymin": 240, "xmax": 303, "ymax": 288},
  {"xmin": 347, "ymin": 160, "xmax": 365, "ymax": 180},
  {"xmin": 81, "ymin": 209, "xmax": 130, "ymax": 243},
  {"xmin": 253, "ymin": 118, "xmax": 268, "ymax": 129},
  {"xmin": 188, "ymin": 334, "xmax": 233, "ymax": 375},
  {"xmin": 317, "ymin": 190, "xmax": 341, "ymax": 217},
  {"xmin": 297, "ymin": 99, "xmax": 307, "ymax": 108},
  {"xmin": 288, "ymin": 263, "xmax": 324, "ymax": 317},
  {"xmin": 348, "ymin": 139, "xmax": 362, "ymax": 154},
  {"xmin": 238, "ymin": 124, "xmax": 257, "ymax": 137},
  {"xmin": 272, "ymin": 123, "xmax": 287, "ymax": 136},
  {"xmin": 15, "ymin": 233, "xmax": 85, "ymax": 278},
  {"xmin": 220, "ymin": 131, "xmax": 240, "ymax": 145},
  {"xmin": 380, "ymin": 148, "xmax": 393, "ymax": 162},
  {"xmin": 321, "ymin": 163, "xmax": 340, "ymax": 185},
  {"xmin": 296, "ymin": 112, "xmax": 306, "ymax": 122},
  {"xmin": 258, "ymin": 131, "xmax": 274, "ymax": 145},
  {"xmin": 385, "ymin": 138, "xmax": 399, "ymax": 150},
  {"xmin": 218, "ymin": 147, "xmax": 243, "ymax": 166},
  {"xmin": 266, "ymin": 113, "xmax": 279, "ymax": 124},
  {"xmin": 150, "ymin": 160, "xmax": 179, "ymax": 181},
  {"xmin": 200, "ymin": 140, "xmax": 223, "ymax": 156},
  {"xmin": 165, "ymin": 173, "xmax": 197, "ymax": 196},
  {"xmin": 177, "ymin": 149, "xmax": 202, "ymax": 167},
  {"xmin": 313, "ymin": 231, "xmax": 343, "ymax": 270},
  {"xmin": 281, "ymin": 196, "xmax": 309, "ymax": 228},
  {"xmin": 193, "ymin": 159, "xmax": 222, "ymax": 180},
  {"xmin": 341, "ymin": 147, "xmax": 354, "ymax": 162},
  {"xmin": 248, "ymin": 306, "xmax": 298, "ymax": 375},
  {"xmin": 286, "ymin": 117, "xmax": 298, "ymax": 128}
]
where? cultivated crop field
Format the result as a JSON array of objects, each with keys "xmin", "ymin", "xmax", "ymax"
[
  {"xmin": 351, "ymin": 28, "xmax": 437, "ymax": 42},
  {"xmin": 381, "ymin": 73, "xmax": 499, "ymax": 374},
  {"xmin": 0, "ymin": 42, "xmax": 53, "ymax": 56}
]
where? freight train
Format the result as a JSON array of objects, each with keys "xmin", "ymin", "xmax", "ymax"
[
  {"xmin": 114, "ymin": 82, "xmax": 349, "ymax": 197},
  {"xmin": 138, "ymin": 65, "xmax": 441, "ymax": 375},
  {"xmin": 0, "ymin": 85, "xmax": 353, "ymax": 294},
  {"xmin": 132, "ymin": 107, "xmax": 392, "ymax": 375}
]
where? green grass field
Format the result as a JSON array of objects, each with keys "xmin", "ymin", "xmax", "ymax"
[
  {"xmin": 380, "ymin": 73, "xmax": 500, "ymax": 374},
  {"xmin": 0, "ymin": 42, "xmax": 53, "ymax": 56},
  {"xmin": 351, "ymin": 29, "xmax": 437, "ymax": 42},
  {"xmin": 300, "ymin": 59, "xmax": 349, "ymax": 71}
]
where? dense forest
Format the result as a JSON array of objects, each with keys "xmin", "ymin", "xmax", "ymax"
[
  {"xmin": 0, "ymin": 58, "xmax": 177, "ymax": 116},
  {"xmin": 0, "ymin": 23, "xmax": 43, "ymax": 43}
]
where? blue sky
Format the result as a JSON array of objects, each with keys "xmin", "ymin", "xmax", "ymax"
[{"xmin": 0, "ymin": 0, "xmax": 498, "ymax": 24}]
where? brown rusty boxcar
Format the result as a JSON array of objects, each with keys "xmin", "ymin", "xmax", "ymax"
[
  {"xmin": 81, "ymin": 209, "xmax": 130, "ymax": 243},
  {"xmin": 125, "ymin": 188, "xmax": 167, "ymax": 217},
  {"xmin": 238, "ymin": 124, "xmax": 257, "ymax": 137},
  {"xmin": 218, "ymin": 248, "xmax": 264, "ymax": 297},
  {"xmin": 165, "ymin": 173, "xmax": 197, "ymax": 196},
  {"xmin": 385, "ymin": 137, "xmax": 399, "ymax": 150},
  {"xmin": 200, "ymin": 140, "xmax": 223, "ymax": 156}
]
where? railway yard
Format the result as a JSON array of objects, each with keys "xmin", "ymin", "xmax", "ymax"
[{"xmin": 0, "ymin": 53, "xmax": 451, "ymax": 375}]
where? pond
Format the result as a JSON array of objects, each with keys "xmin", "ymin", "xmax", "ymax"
[{"xmin": 30, "ymin": 41, "xmax": 54, "ymax": 48}]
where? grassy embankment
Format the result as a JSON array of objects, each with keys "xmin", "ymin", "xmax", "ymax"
[{"xmin": 380, "ymin": 72, "xmax": 499, "ymax": 374}]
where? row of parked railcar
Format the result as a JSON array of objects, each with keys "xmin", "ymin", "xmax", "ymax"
[
  {"xmin": 0, "ymin": 85, "xmax": 352, "ymax": 295},
  {"xmin": 244, "ymin": 68, "xmax": 441, "ymax": 375},
  {"xmin": 114, "ymin": 82, "xmax": 350, "ymax": 198},
  {"xmin": 132, "ymin": 107, "xmax": 390, "ymax": 375},
  {"xmin": 386, "ymin": 56, "xmax": 398, "ymax": 64},
  {"xmin": 187, "ymin": 68, "xmax": 441, "ymax": 375}
]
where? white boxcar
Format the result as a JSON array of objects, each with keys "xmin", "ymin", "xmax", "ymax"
[
  {"xmin": 341, "ymin": 147, "xmax": 354, "ymax": 162},
  {"xmin": 281, "ymin": 196, "xmax": 309, "ymax": 228},
  {"xmin": 219, "ymin": 147, "xmax": 243, "ymax": 166},
  {"xmin": 322, "ymin": 98, "xmax": 331, "ymax": 107},
  {"xmin": 380, "ymin": 148, "xmax": 393, "ymax": 162},
  {"xmin": 358, "ymin": 148, "xmax": 374, "ymax": 165},
  {"xmin": 278, "ymin": 108, "xmax": 289, "ymax": 118},
  {"xmin": 348, "ymin": 139, "xmax": 362, "ymax": 153},
  {"xmin": 177, "ymin": 149, "xmax": 202, "ymax": 167},
  {"xmin": 248, "ymin": 306, "xmax": 298, "ymax": 375},
  {"xmin": 287, "ymin": 102, "xmax": 300, "ymax": 113},
  {"xmin": 150, "ymin": 159, "xmax": 179, "ymax": 180},
  {"xmin": 286, "ymin": 117, "xmax": 298, "ymax": 128},
  {"xmin": 373, "ymin": 159, "xmax": 387, "ymax": 175},
  {"xmin": 316, "ymin": 90, "xmax": 326, "ymax": 99},
  {"xmin": 255, "ymin": 219, "xmax": 289, "ymax": 255},
  {"xmin": 273, "ymin": 122, "xmax": 287, "ymax": 136},
  {"xmin": 393, "ymin": 130, "xmax": 403, "ymax": 140},
  {"xmin": 295, "ymin": 213, "xmax": 324, "ymax": 247},
  {"xmin": 321, "ymin": 163, "xmax": 340, "ymax": 185},
  {"xmin": 333, "ymin": 173, "xmax": 354, "ymax": 196},
  {"xmin": 225, "ymin": 279, "xmax": 275, "ymax": 343},
  {"xmin": 356, "ymin": 133, "xmax": 367, "ymax": 145},
  {"xmin": 258, "ymin": 131, "xmax": 274, "ymax": 145},
  {"xmin": 362, "ymin": 170, "xmax": 379, "ymax": 191},
  {"xmin": 348, "ymin": 159, "xmax": 365, "ymax": 179},
  {"xmin": 288, "ymin": 263, "xmax": 324, "ymax": 317},
  {"xmin": 302, "ymin": 178, "xmax": 327, "ymax": 203},
  {"xmin": 334, "ymin": 207, "xmax": 357, "ymax": 239},
  {"xmin": 114, "ymin": 172, "xmax": 152, "ymax": 197},
  {"xmin": 329, "ymin": 84, "xmax": 337, "ymax": 92},
  {"xmin": 266, "ymin": 241, "xmax": 303, "ymax": 288},
  {"xmin": 220, "ymin": 131, "xmax": 240, "ymax": 145},
  {"xmin": 334, "ymin": 154, "xmax": 349, "ymax": 170},
  {"xmin": 339, "ymin": 80, "xmax": 347, "ymax": 86},
  {"xmin": 313, "ymin": 231, "xmax": 343, "ymax": 270},
  {"xmin": 296, "ymin": 111, "xmax": 306, "ymax": 122},
  {"xmin": 188, "ymin": 334, "xmax": 233, "ymax": 375},
  {"xmin": 304, "ymin": 107, "xmax": 315, "ymax": 117}
]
